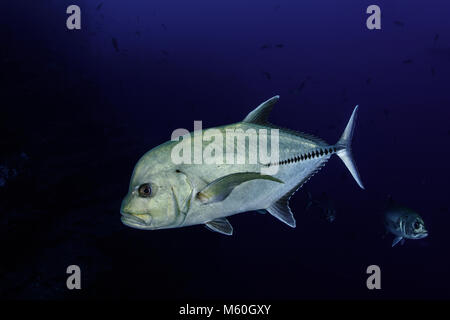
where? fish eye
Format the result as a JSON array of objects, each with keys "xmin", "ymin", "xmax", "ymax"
[
  {"xmin": 138, "ymin": 183, "xmax": 152, "ymax": 197},
  {"xmin": 414, "ymin": 221, "xmax": 421, "ymax": 229}
]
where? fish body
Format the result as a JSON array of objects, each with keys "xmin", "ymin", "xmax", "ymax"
[
  {"xmin": 120, "ymin": 96, "xmax": 364, "ymax": 235},
  {"xmin": 306, "ymin": 192, "xmax": 336, "ymax": 223},
  {"xmin": 384, "ymin": 198, "xmax": 428, "ymax": 247},
  {"xmin": 112, "ymin": 38, "xmax": 119, "ymax": 52}
]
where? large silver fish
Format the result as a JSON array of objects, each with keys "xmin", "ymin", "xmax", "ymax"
[{"xmin": 120, "ymin": 96, "xmax": 364, "ymax": 235}]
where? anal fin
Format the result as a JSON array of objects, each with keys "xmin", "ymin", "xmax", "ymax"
[
  {"xmin": 267, "ymin": 195, "xmax": 296, "ymax": 228},
  {"xmin": 266, "ymin": 159, "xmax": 329, "ymax": 228},
  {"xmin": 205, "ymin": 218, "xmax": 233, "ymax": 235}
]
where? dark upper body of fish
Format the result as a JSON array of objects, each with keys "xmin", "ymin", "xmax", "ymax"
[{"xmin": 120, "ymin": 96, "xmax": 364, "ymax": 235}]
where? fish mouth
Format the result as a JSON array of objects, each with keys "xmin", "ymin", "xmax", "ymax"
[
  {"xmin": 120, "ymin": 212, "xmax": 154, "ymax": 230},
  {"xmin": 415, "ymin": 231, "xmax": 428, "ymax": 239}
]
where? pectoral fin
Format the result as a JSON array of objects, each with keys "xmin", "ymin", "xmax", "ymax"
[
  {"xmin": 205, "ymin": 218, "xmax": 233, "ymax": 235},
  {"xmin": 196, "ymin": 172, "xmax": 283, "ymax": 204},
  {"xmin": 392, "ymin": 236, "xmax": 403, "ymax": 247}
]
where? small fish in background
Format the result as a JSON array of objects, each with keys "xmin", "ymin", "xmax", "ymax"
[
  {"xmin": 298, "ymin": 80, "xmax": 306, "ymax": 92},
  {"xmin": 403, "ymin": 59, "xmax": 413, "ymax": 64},
  {"xmin": 305, "ymin": 191, "xmax": 337, "ymax": 223},
  {"xmin": 275, "ymin": 44, "xmax": 284, "ymax": 48},
  {"xmin": 426, "ymin": 47, "xmax": 450, "ymax": 57},
  {"xmin": 263, "ymin": 71, "xmax": 271, "ymax": 80},
  {"xmin": 0, "ymin": 152, "xmax": 29, "ymax": 188},
  {"xmin": 161, "ymin": 23, "xmax": 167, "ymax": 31},
  {"xmin": 420, "ymin": 175, "xmax": 431, "ymax": 186},
  {"xmin": 156, "ymin": 59, "xmax": 168, "ymax": 65},
  {"xmin": 0, "ymin": 166, "xmax": 7, "ymax": 187},
  {"xmin": 384, "ymin": 196, "xmax": 428, "ymax": 247},
  {"xmin": 260, "ymin": 44, "xmax": 271, "ymax": 50},
  {"xmin": 96, "ymin": 2, "xmax": 103, "ymax": 11},
  {"xmin": 393, "ymin": 21, "xmax": 405, "ymax": 27},
  {"xmin": 433, "ymin": 33, "xmax": 439, "ymax": 47},
  {"xmin": 112, "ymin": 38, "xmax": 119, "ymax": 52},
  {"xmin": 289, "ymin": 78, "xmax": 309, "ymax": 94}
]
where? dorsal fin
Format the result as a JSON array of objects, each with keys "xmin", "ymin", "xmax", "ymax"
[
  {"xmin": 243, "ymin": 95, "xmax": 280, "ymax": 125},
  {"xmin": 243, "ymin": 96, "xmax": 328, "ymax": 146},
  {"xmin": 264, "ymin": 123, "xmax": 328, "ymax": 146}
]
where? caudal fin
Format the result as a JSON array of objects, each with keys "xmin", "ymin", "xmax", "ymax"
[{"xmin": 335, "ymin": 105, "xmax": 365, "ymax": 189}]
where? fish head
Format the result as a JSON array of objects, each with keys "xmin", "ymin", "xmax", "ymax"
[
  {"xmin": 120, "ymin": 151, "xmax": 192, "ymax": 230},
  {"xmin": 325, "ymin": 208, "xmax": 336, "ymax": 223},
  {"xmin": 405, "ymin": 215, "xmax": 428, "ymax": 239}
]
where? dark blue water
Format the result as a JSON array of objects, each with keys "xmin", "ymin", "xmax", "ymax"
[{"xmin": 1, "ymin": 0, "xmax": 449, "ymax": 299}]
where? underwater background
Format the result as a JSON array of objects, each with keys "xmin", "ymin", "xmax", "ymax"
[{"xmin": 1, "ymin": 0, "xmax": 449, "ymax": 300}]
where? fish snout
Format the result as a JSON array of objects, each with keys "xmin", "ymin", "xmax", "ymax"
[
  {"xmin": 414, "ymin": 228, "xmax": 428, "ymax": 239},
  {"xmin": 420, "ymin": 230, "xmax": 429, "ymax": 238}
]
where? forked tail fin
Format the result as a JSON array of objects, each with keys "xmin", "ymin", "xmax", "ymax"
[{"xmin": 335, "ymin": 105, "xmax": 365, "ymax": 189}]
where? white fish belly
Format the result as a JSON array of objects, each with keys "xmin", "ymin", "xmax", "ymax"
[{"xmin": 184, "ymin": 156, "xmax": 330, "ymax": 226}]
